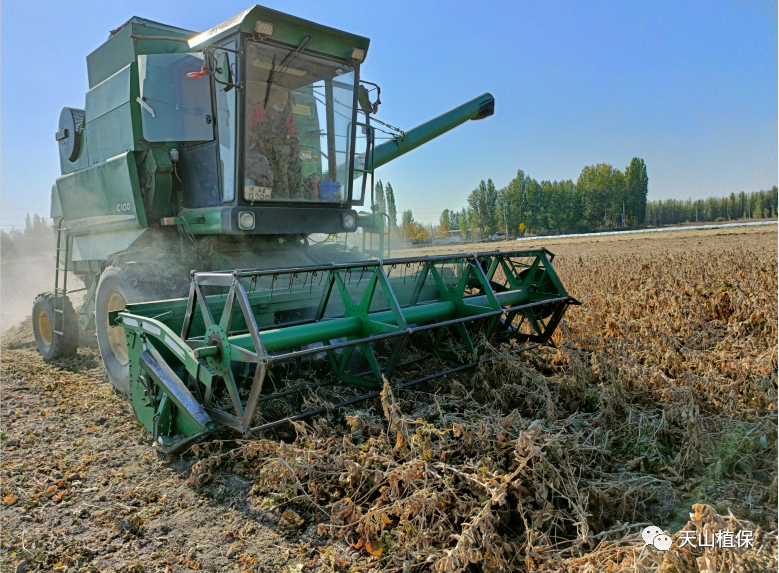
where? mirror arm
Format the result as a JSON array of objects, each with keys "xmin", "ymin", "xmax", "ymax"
[
  {"xmin": 359, "ymin": 80, "xmax": 381, "ymax": 114},
  {"xmin": 202, "ymin": 46, "xmax": 242, "ymax": 90}
]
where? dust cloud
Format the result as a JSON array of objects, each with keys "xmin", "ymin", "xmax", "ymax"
[{"xmin": 1, "ymin": 256, "xmax": 85, "ymax": 334}]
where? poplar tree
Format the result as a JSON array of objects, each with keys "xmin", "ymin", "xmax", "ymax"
[
  {"xmin": 385, "ymin": 182, "xmax": 397, "ymax": 227},
  {"xmin": 375, "ymin": 180, "xmax": 387, "ymax": 214},
  {"xmin": 625, "ymin": 158, "xmax": 649, "ymax": 224}
]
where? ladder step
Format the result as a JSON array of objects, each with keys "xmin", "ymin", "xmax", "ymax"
[
  {"xmin": 53, "ymin": 330, "xmax": 64, "ymax": 335},
  {"xmin": 54, "ymin": 309, "xmax": 64, "ymax": 313}
]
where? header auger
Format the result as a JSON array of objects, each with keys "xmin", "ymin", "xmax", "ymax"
[{"xmin": 115, "ymin": 249, "xmax": 577, "ymax": 452}]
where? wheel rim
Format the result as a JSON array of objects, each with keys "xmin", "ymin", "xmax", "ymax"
[
  {"xmin": 37, "ymin": 310, "xmax": 52, "ymax": 347},
  {"xmin": 106, "ymin": 292, "xmax": 129, "ymax": 365}
]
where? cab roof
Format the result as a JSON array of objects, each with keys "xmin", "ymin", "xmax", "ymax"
[
  {"xmin": 187, "ymin": 5, "xmax": 370, "ymax": 62},
  {"xmin": 87, "ymin": 6, "xmax": 369, "ymax": 89}
]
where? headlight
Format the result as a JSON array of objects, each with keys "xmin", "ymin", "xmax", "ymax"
[
  {"xmin": 350, "ymin": 48, "xmax": 366, "ymax": 63},
  {"xmin": 238, "ymin": 211, "xmax": 255, "ymax": 230},
  {"xmin": 342, "ymin": 213, "xmax": 356, "ymax": 230},
  {"xmin": 255, "ymin": 21, "xmax": 275, "ymax": 36}
]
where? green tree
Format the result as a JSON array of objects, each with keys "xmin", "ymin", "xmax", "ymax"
[
  {"xmin": 467, "ymin": 179, "xmax": 498, "ymax": 235},
  {"xmin": 578, "ymin": 164, "xmax": 618, "ymax": 228},
  {"xmin": 459, "ymin": 208, "xmax": 473, "ymax": 239},
  {"xmin": 525, "ymin": 178, "xmax": 544, "ymax": 230},
  {"xmin": 625, "ymin": 158, "xmax": 648, "ymax": 224},
  {"xmin": 375, "ymin": 180, "xmax": 386, "ymax": 214},
  {"xmin": 401, "ymin": 209, "xmax": 414, "ymax": 226},
  {"xmin": 438, "ymin": 209, "xmax": 451, "ymax": 236},
  {"xmin": 385, "ymin": 182, "xmax": 397, "ymax": 227},
  {"xmin": 449, "ymin": 209, "xmax": 460, "ymax": 230},
  {"xmin": 498, "ymin": 169, "xmax": 532, "ymax": 235},
  {"xmin": 610, "ymin": 169, "xmax": 627, "ymax": 226}
]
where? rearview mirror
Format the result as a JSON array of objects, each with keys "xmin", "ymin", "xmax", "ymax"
[
  {"xmin": 357, "ymin": 85, "xmax": 372, "ymax": 113},
  {"xmin": 216, "ymin": 52, "xmax": 232, "ymax": 92}
]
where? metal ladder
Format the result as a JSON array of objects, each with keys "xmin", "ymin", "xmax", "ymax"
[{"xmin": 52, "ymin": 221, "xmax": 71, "ymax": 336}]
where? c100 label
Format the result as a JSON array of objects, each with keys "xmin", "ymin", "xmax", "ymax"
[{"xmin": 116, "ymin": 203, "xmax": 132, "ymax": 212}]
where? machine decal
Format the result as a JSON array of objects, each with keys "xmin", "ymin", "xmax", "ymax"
[
  {"xmin": 143, "ymin": 322, "xmax": 161, "ymax": 336},
  {"xmin": 68, "ymin": 215, "xmax": 136, "ymax": 229},
  {"xmin": 165, "ymin": 335, "xmax": 187, "ymax": 358}
]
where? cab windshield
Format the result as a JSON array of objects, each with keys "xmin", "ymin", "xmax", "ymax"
[{"xmin": 243, "ymin": 42, "xmax": 357, "ymax": 203}]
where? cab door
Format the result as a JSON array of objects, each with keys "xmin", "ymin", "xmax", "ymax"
[{"xmin": 137, "ymin": 52, "xmax": 218, "ymax": 208}]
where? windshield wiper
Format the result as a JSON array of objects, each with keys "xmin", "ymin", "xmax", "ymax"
[{"xmin": 263, "ymin": 34, "xmax": 312, "ymax": 108}]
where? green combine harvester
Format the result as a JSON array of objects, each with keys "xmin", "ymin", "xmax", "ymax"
[{"xmin": 32, "ymin": 5, "xmax": 578, "ymax": 451}]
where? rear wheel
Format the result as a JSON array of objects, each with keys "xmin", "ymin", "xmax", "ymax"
[
  {"xmin": 95, "ymin": 267, "xmax": 138, "ymax": 396},
  {"xmin": 32, "ymin": 293, "xmax": 78, "ymax": 360}
]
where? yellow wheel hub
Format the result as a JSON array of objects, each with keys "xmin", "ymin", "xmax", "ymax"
[
  {"xmin": 38, "ymin": 310, "xmax": 52, "ymax": 347},
  {"xmin": 107, "ymin": 292, "xmax": 129, "ymax": 365}
]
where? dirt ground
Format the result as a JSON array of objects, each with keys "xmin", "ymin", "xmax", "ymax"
[
  {"xmin": 1, "ymin": 225, "xmax": 777, "ymax": 573},
  {"xmin": 0, "ymin": 329, "xmax": 330, "ymax": 572}
]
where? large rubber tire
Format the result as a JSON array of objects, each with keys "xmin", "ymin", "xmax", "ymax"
[
  {"xmin": 32, "ymin": 293, "xmax": 78, "ymax": 360},
  {"xmin": 95, "ymin": 267, "xmax": 139, "ymax": 396}
]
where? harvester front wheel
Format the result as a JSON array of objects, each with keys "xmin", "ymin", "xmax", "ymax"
[
  {"xmin": 95, "ymin": 267, "xmax": 138, "ymax": 396},
  {"xmin": 32, "ymin": 293, "xmax": 78, "ymax": 361}
]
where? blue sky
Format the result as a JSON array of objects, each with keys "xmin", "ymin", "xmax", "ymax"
[{"xmin": 1, "ymin": 0, "xmax": 776, "ymax": 227}]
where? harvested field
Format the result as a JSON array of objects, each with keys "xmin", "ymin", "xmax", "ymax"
[
  {"xmin": 1, "ymin": 226, "xmax": 777, "ymax": 573},
  {"xmin": 394, "ymin": 221, "xmax": 777, "ymax": 260}
]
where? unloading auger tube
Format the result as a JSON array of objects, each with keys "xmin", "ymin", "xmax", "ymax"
[{"xmin": 113, "ymin": 249, "xmax": 579, "ymax": 453}]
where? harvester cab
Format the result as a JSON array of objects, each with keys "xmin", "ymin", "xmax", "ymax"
[
  {"xmin": 33, "ymin": 6, "xmax": 577, "ymax": 451},
  {"xmin": 53, "ymin": 6, "xmax": 493, "ymax": 246}
]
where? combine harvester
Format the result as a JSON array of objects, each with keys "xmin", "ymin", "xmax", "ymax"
[{"xmin": 33, "ymin": 5, "xmax": 578, "ymax": 451}]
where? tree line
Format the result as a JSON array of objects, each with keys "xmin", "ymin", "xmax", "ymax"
[
  {"xmin": 646, "ymin": 188, "xmax": 778, "ymax": 226},
  {"xmin": 376, "ymin": 158, "xmax": 776, "ymax": 244},
  {"xmin": 374, "ymin": 159, "xmax": 649, "ymax": 242},
  {"xmin": 436, "ymin": 158, "xmax": 650, "ymax": 239}
]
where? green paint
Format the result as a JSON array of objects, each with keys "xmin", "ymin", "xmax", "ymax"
[
  {"xmin": 179, "ymin": 207, "xmax": 227, "ymax": 234},
  {"xmin": 87, "ymin": 19, "xmax": 194, "ymax": 89},
  {"xmin": 371, "ymin": 93, "xmax": 494, "ymax": 169},
  {"xmin": 56, "ymin": 151, "xmax": 146, "ymax": 233},
  {"xmin": 86, "ymin": 103, "xmax": 138, "ymax": 164},
  {"xmin": 142, "ymin": 148, "xmax": 174, "ymax": 220},
  {"xmin": 85, "ymin": 63, "xmax": 137, "ymax": 122}
]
